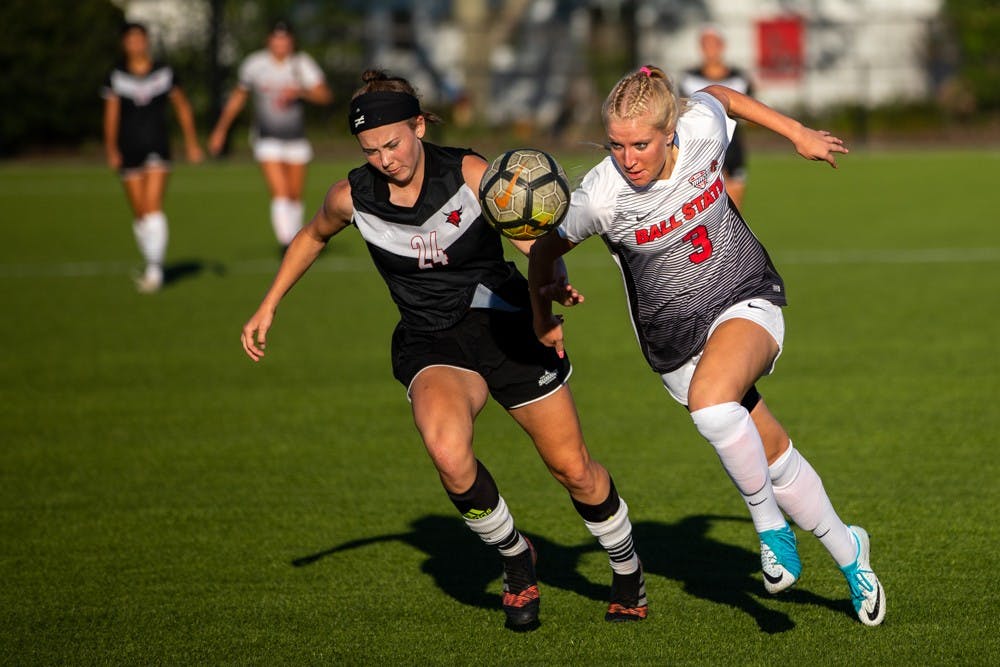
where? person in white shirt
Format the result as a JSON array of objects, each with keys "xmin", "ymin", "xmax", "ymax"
[
  {"xmin": 528, "ymin": 65, "xmax": 886, "ymax": 627},
  {"xmin": 209, "ymin": 20, "xmax": 332, "ymax": 249}
]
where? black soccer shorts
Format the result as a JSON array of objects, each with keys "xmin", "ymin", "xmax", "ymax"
[{"xmin": 391, "ymin": 306, "xmax": 571, "ymax": 410}]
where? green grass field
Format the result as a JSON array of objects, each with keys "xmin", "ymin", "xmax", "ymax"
[{"xmin": 2, "ymin": 148, "xmax": 999, "ymax": 665}]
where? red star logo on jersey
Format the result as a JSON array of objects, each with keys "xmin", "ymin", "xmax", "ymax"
[{"xmin": 443, "ymin": 206, "xmax": 464, "ymax": 227}]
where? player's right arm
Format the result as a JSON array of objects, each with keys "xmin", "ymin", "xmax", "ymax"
[
  {"xmin": 528, "ymin": 231, "xmax": 578, "ymax": 359},
  {"xmin": 241, "ymin": 180, "xmax": 353, "ymax": 361},
  {"xmin": 103, "ymin": 95, "xmax": 121, "ymax": 170},
  {"xmin": 208, "ymin": 87, "xmax": 249, "ymax": 156},
  {"xmin": 702, "ymin": 85, "xmax": 847, "ymax": 167}
]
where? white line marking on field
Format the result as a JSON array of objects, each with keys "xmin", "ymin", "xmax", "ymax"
[
  {"xmin": 775, "ymin": 247, "xmax": 1000, "ymax": 265},
  {"xmin": 0, "ymin": 256, "xmax": 371, "ymax": 278},
  {"xmin": 0, "ymin": 248, "xmax": 998, "ymax": 279}
]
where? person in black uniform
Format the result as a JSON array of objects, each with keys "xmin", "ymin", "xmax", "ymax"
[
  {"xmin": 679, "ymin": 26, "xmax": 753, "ymax": 209},
  {"xmin": 240, "ymin": 70, "xmax": 647, "ymax": 629},
  {"xmin": 102, "ymin": 22, "xmax": 203, "ymax": 293}
]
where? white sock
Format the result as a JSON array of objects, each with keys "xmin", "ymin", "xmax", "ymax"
[
  {"xmin": 583, "ymin": 497, "xmax": 640, "ymax": 575},
  {"xmin": 133, "ymin": 211, "xmax": 168, "ymax": 267},
  {"xmin": 769, "ymin": 443, "xmax": 857, "ymax": 566},
  {"xmin": 288, "ymin": 198, "xmax": 304, "ymax": 230},
  {"xmin": 463, "ymin": 496, "xmax": 528, "ymax": 557},
  {"xmin": 691, "ymin": 402, "xmax": 786, "ymax": 533},
  {"xmin": 270, "ymin": 197, "xmax": 301, "ymax": 246}
]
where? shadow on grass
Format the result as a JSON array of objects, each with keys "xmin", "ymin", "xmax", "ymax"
[
  {"xmin": 292, "ymin": 513, "xmax": 845, "ymax": 633},
  {"xmin": 162, "ymin": 259, "xmax": 227, "ymax": 287}
]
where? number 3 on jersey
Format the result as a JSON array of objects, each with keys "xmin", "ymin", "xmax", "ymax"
[
  {"xmin": 683, "ymin": 224, "xmax": 713, "ymax": 264},
  {"xmin": 412, "ymin": 231, "xmax": 449, "ymax": 269}
]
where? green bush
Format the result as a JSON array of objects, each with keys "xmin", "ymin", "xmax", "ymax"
[
  {"xmin": 0, "ymin": 0, "xmax": 123, "ymax": 155},
  {"xmin": 943, "ymin": 0, "xmax": 1000, "ymax": 110}
]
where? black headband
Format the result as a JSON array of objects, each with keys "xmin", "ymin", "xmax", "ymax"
[{"xmin": 349, "ymin": 91, "xmax": 422, "ymax": 135}]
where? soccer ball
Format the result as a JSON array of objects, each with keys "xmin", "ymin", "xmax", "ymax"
[{"xmin": 479, "ymin": 148, "xmax": 570, "ymax": 240}]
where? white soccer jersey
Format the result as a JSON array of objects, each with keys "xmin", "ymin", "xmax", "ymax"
[
  {"xmin": 560, "ymin": 92, "xmax": 785, "ymax": 373},
  {"xmin": 237, "ymin": 50, "xmax": 325, "ymax": 139}
]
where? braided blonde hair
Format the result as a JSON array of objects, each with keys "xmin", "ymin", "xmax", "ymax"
[{"xmin": 602, "ymin": 65, "xmax": 683, "ymax": 132}]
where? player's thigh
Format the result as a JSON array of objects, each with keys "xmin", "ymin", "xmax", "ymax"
[
  {"xmin": 258, "ymin": 160, "xmax": 290, "ymax": 198},
  {"xmin": 409, "ymin": 365, "xmax": 489, "ymax": 490},
  {"xmin": 688, "ymin": 317, "xmax": 779, "ymax": 411}
]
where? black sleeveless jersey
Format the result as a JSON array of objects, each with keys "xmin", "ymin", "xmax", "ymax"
[
  {"xmin": 102, "ymin": 61, "xmax": 177, "ymax": 153},
  {"xmin": 348, "ymin": 143, "xmax": 526, "ymax": 331}
]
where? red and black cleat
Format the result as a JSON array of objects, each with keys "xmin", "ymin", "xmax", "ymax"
[
  {"xmin": 605, "ymin": 563, "xmax": 648, "ymax": 622},
  {"xmin": 501, "ymin": 538, "xmax": 540, "ymax": 631}
]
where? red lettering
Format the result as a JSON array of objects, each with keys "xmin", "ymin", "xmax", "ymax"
[{"xmin": 633, "ymin": 177, "xmax": 726, "ymax": 245}]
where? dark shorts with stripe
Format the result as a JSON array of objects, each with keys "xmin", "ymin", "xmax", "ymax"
[
  {"xmin": 119, "ymin": 139, "xmax": 171, "ymax": 176},
  {"xmin": 391, "ymin": 306, "xmax": 571, "ymax": 410}
]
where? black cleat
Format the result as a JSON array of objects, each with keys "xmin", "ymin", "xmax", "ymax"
[
  {"xmin": 605, "ymin": 563, "xmax": 648, "ymax": 622},
  {"xmin": 501, "ymin": 538, "xmax": 540, "ymax": 631}
]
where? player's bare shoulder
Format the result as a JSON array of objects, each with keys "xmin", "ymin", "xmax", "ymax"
[
  {"xmin": 461, "ymin": 152, "xmax": 489, "ymax": 192},
  {"xmin": 316, "ymin": 179, "xmax": 353, "ymax": 235}
]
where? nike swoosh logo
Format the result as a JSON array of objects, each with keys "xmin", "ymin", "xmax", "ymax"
[
  {"xmin": 763, "ymin": 570, "xmax": 783, "ymax": 584},
  {"xmin": 493, "ymin": 164, "xmax": 524, "ymax": 209},
  {"xmin": 636, "ymin": 211, "xmax": 652, "ymax": 221},
  {"xmin": 866, "ymin": 584, "xmax": 883, "ymax": 622},
  {"xmin": 748, "ymin": 497, "xmax": 768, "ymax": 506},
  {"xmin": 747, "ymin": 302, "xmax": 765, "ymax": 310}
]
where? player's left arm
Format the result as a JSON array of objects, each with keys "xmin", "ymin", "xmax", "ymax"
[
  {"xmin": 702, "ymin": 84, "xmax": 848, "ymax": 168},
  {"xmin": 298, "ymin": 80, "xmax": 332, "ymax": 106},
  {"xmin": 282, "ymin": 55, "xmax": 332, "ymax": 107},
  {"xmin": 168, "ymin": 86, "xmax": 204, "ymax": 163}
]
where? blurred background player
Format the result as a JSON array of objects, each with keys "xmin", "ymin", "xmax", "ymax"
[
  {"xmin": 529, "ymin": 65, "xmax": 885, "ymax": 627},
  {"xmin": 680, "ymin": 26, "xmax": 752, "ymax": 209},
  {"xmin": 241, "ymin": 69, "xmax": 647, "ymax": 629},
  {"xmin": 103, "ymin": 22, "xmax": 203, "ymax": 293},
  {"xmin": 209, "ymin": 20, "xmax": 332, "ymax": 251}
]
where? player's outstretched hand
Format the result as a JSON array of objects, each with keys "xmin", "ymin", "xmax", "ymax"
[
  {"xmin": 242, "ymin": 307, "xmax": 275, "ymax": 362},
  {"xmin": 538, "ymin": 276, "xmax": 585, "ymax": 308},
  {"xmin": 534, "ymin": 314, "xmax": 567, "ymax": 359},
  {"xmin": 793, "ymin": 127, "xmax": 848, "ymax": 168}
]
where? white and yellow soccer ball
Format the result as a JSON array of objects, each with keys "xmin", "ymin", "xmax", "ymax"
[{"xmin": 479, "ymin": 148, "xmax": 570, "ymax": 240}]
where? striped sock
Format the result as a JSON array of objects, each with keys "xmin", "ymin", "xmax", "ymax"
[
  {"xmin": 447, "ymin": 460, "xmax": 528, "ymax": 557},
  {"xmin": 574, "ymin": 480, "xmax": 640, "ymax": 575}
]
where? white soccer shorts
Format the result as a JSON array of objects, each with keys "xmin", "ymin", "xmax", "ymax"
[
  {"xmin": 252, "ymin": 137, "xmax": 313, "ymax": 164},
  {"xmin": 660, "ymin": 298, "xmax": 785, "ymax": 405}
]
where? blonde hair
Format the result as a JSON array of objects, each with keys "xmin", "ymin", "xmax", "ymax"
[{"xmin": 602, "ymin": 65, "xmax": 683, "ymax": 132}]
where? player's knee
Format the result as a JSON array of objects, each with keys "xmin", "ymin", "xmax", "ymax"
[
  {"xmin": 690, "ymin": 401, "xmax": 746, "ymax": 444},
  {"xmin": 548, "ymin": 458, "xmax": 597, "ymax": 496},
  {"xmin": 419, "ymin": 431, "xmax": 474, "ymax": 485},
  {"xmin": 688, "ymin": 380, "xmax": 757, "ymax": 413}
]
